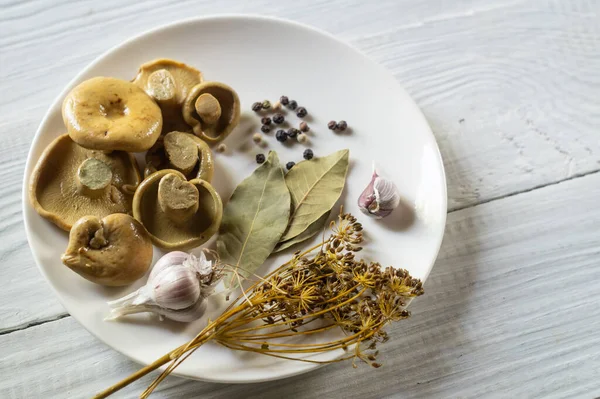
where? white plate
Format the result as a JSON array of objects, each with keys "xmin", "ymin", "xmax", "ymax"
[{"xmin": 23, "ymin": 15, "xmax": 447, "ymax": 383}]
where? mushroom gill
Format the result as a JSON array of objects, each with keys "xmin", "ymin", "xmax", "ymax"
[
  {"xmin": 29, "ymin": 134, "xmax": 140, "ymax": 231},
  {"xmin": 144, "ymin": 131, "xmax": 214, "ymax": 182},
  {"xmin": 132, "ymin": 59, "xmax": 203, "ymax": 134},
  {"xmin": 182, "ymin": 81, "xmax": 241, "ymax": 144},
  {"xmin": 133, "ymin": 169, "xmax": 222, "ymax": 250}
]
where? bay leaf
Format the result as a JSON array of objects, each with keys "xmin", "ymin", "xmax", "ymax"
[
  {"xmin": 279, "ymin": 149, "xmax": 349, "ymax": 242},
  {"xmin": 217, "ymin": 151, "xmax": 290, "ymax": 288},
  {"xmin": 273, "ymin": 210, "xmax": 331, "ymax": 253}
]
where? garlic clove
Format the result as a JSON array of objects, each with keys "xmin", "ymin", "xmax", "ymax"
[
  {"xmin": 149, "ymin": 251, "xmax": 189, "ymax": 281},
  {"xmin": 372, "ymin": 173, "xmax": 401, "ymax": 216},
  {"xmin": 358, "ymin": 166, "xmax": 401, "ymax": 219},
  {"xmin": 158, "ymin": 297, "xmax": 208, "ymax": 322},
  {"xmin": 106, "ymin": 250, "xmax": 221, "ymax": 322},
  {"xmin": 152, "ymin": 265, "xmax": 201, "ymax": 310},
  {"xmin": 358, "ymin": 172, "xmax": 378, "ymax": 215},
  {"xmin": 105, "ymin": 296, "xmax": 207, "ymax": 323}
]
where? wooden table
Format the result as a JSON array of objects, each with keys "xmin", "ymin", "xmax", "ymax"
[{"xmin": 2, "ymin": 1, "xmax": 599, "ymax": 398}]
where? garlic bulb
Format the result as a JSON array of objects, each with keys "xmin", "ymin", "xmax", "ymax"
[
  {"xmin": 106, "ymin": 251, "xmax": 220, "ymax": 322},
  {"xmin": 357, "ymin": 165, "xmax": 401, "ymax": 219}
]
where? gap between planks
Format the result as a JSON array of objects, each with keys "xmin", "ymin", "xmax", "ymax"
[
  {"xmin": 0, "ymin": 312, "xmax": 69, "ymax": 336},
  {"xmin": 448, "ymin": 168, "xmax": 600, "ymax": 212}
]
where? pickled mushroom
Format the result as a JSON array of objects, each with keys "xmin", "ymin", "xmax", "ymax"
[
  {"xmin": 133, "ymin": 169, "xmax": 222, "ymax": 250},
  {"xmin": 61, "ymin": 213, "xmax": 153, "ymax": 286},
  {"xmin": 62, "ymin": 77, "xmax": 162, "ymax": 152},
  {"xmin": 29, "ymin": 134, "xmax": 140, "ymax": 231},
  {"xmin": 182, "ymin": 81, "xmax": 240, "ymax": 144},
  {"xmin": 144, "ymin": 131, "xmax": 214, "ymax": 182},
  {"xmin": 133, "ymin": 59, "xmax": 203, "ymax": 134}
]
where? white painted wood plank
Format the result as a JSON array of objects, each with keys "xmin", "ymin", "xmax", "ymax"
[
  {"xmin": 4, "ymin": 0, "xmax": 600, "ymax": 210},
  {"xmin": 2, "ymin": 5, "xmax": 600, "ymax": 398},
  {"xmin": 1, "ymin": 0, "xmax": 599, "ymax": 334},
  {"xmin": 2, "ymin": 170, "xmax": 600, "ymax": 399},
  {"xmin": 0, "ymin": 117, "xmax": 67, "ymax": 333},
  {"xmin": 353, "ymin": 0, "xmax": 600, "ymax": 210},
  {"xmin": 0, "ymin": 0, "xmax": 490, "ymax": 118},
  {"xmin": 4, "ymin": 0, "xmax": 491, "ymax": 331},
  {"xmin": 1, "ymin": 0, "xmax": 575, "ymax": 331}
]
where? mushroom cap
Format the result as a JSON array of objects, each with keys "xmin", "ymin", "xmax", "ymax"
[
  {"xmin": 29, "ymin": 134, "xmax": 141, "ymax": 231},
  {"xmin": 133, "ymin": 169, "xmax": 222, "ymax": 250},
  {"xmin": 61, "ymin": 213, "xmax": 153, "ymax": 286},
  {"xmin": 132, "ymin": 59, "xmax": 203, "ymax": 134},
  {"xmin": 182, "ymin": 81, "xmax": 241, "ymax": 144},
  {"xmin": 62, "ymin": 77, "xmax": 163, "ymax": 152},
  {"xmin": 144, "ymin": 131, "xmax": 214, "ymax": 182}
]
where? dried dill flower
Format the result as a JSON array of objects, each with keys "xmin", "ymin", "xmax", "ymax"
[{"xmin": 95, "ymin": 211, "xmax": 424, "ymax": 399}]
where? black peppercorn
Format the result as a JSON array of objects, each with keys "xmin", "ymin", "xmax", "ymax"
[
  {"xmin": 286, "ymin": 161, "xmax": 295, "ymax": 170},
  {"xmin": 299, "ymin": 121, "xmax": 309, "ymax": 132},
  {"xmin": 287, "ymin": 100, "xmax": 298, "ymax": 110},
  {"xmin": 280, "ymin": 96, "xmax": 289, "ymax": 106},
  {"xmin": 296, "ymin": 107, "xmax": 307, "ymax": 118},
  {"xmin": 261, "ymin": 125, "xmax": 271, "ymax": 133},
  {"xmin": 303, "ymin": 149, "xmax": 314, "ymax": 160},
  {"xmin": 252, "ymin": 102, "xmax": 262, "ymax": 112},
  {"xmin": 256, "ymin": 153, "xmax": 266, "ymax": 164},
  {"xmin": 261, "ymin": 116, "xmax": 272, "ymax": 125},
  {"xmin": 273, "ymin": 113, "xmax": 285, "ymax": 124},
  {"xmin": 262, "ymin": 100, "xmax": 271, "ymax": 110},
  {"xmin": 336, "ymin": 120, "xmax": 348, "ymax": 131},
  {"xmin": 328, "ymin": 120, "xmax": 337, "ymax": 130},
  {"xmin": 276, "ymin": 130, "xmax": 288, "ymax": 142},
  {"xmin": 287, "ymin": 128, "xmax": 299, "ymax": 138}
]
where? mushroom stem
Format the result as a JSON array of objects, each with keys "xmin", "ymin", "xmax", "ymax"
[
  {"xmin": 157, "ymin": 173, "xmax": 199, "ymax": 224},
  {"xmin": 77, "ymin": 158, "xmax": 113, "ymax": 198},
  {"xmin": 89, "ymin": 227, "xmax": 108, "ymax": 249},
  {"xmin": 147, "ymin": 69, "xmax": 177, "ymax": 105},
  {"xmin": 162, "ymin": 132, "xmax": 214, "ymax": 182},
  {"xmin": 195, "ymin": 93, "xmax": 221, "ymax": 125},
  {"xmin": 164, "ymin": 132, "xmax": 199, "ymax": 176}
]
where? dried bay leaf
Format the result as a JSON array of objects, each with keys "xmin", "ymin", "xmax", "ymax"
[
  {"xmin": 279, "ymin": 149, "xmax": 349, "ymax": 242},
  {"xmin": 273, "ymin": 210, "xmax": 330, "ymax": 253},
  {"xmin": 217, "ymin": 151, "xmax": 290, "ymax": 288}
]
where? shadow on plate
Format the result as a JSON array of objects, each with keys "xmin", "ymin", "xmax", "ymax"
[
  {"xmin": 138, "ymin": 205, "xmax": 481, "ymax": 399},
  {"xmin": 230, "ymin": 113, "xmax": 258, "ymax": 153},
  {"xmin": 379, "ymin": 197, "xmax": 415, "ymax": 231},
  {"xmin": 109, "ymin": 130, "xmax": 474, "ymax": 399}
]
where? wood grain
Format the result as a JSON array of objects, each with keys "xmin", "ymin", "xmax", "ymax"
[
  {"xmin": 0, "ymin": 117, "xmax": 67, "ymax": 333},
  {"xmin": 3, "ymin": 0, "xmax": 600, "ymax": 332},
  {"xmin": 2, "ymin": 0, "xmax": 600, "ymax": 397},
  {"xmin": 353, "ymin": 0, "xmax": 600, "ymax": 210},
  {"xmin": 2, "ymin": 170, "xmax": 600, "ymax": 398}
]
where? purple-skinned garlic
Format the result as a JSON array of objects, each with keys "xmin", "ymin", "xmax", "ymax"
[
  {"xmin": 357, "ymin": 165, "xmax": 401, "ymax": 219},
  {"xmin": 106, "ymin": 251, "xmax": 221, "ymax": 322}
]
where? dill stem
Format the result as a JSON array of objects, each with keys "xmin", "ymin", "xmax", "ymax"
[{"xmin": 92, "ymin": 349, "xmax": 178, "ymax": 399}]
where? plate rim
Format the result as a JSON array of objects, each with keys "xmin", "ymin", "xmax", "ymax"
[{"xmin": 22, "ymin": 13, "xmax": 447, "ymax": 384}]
